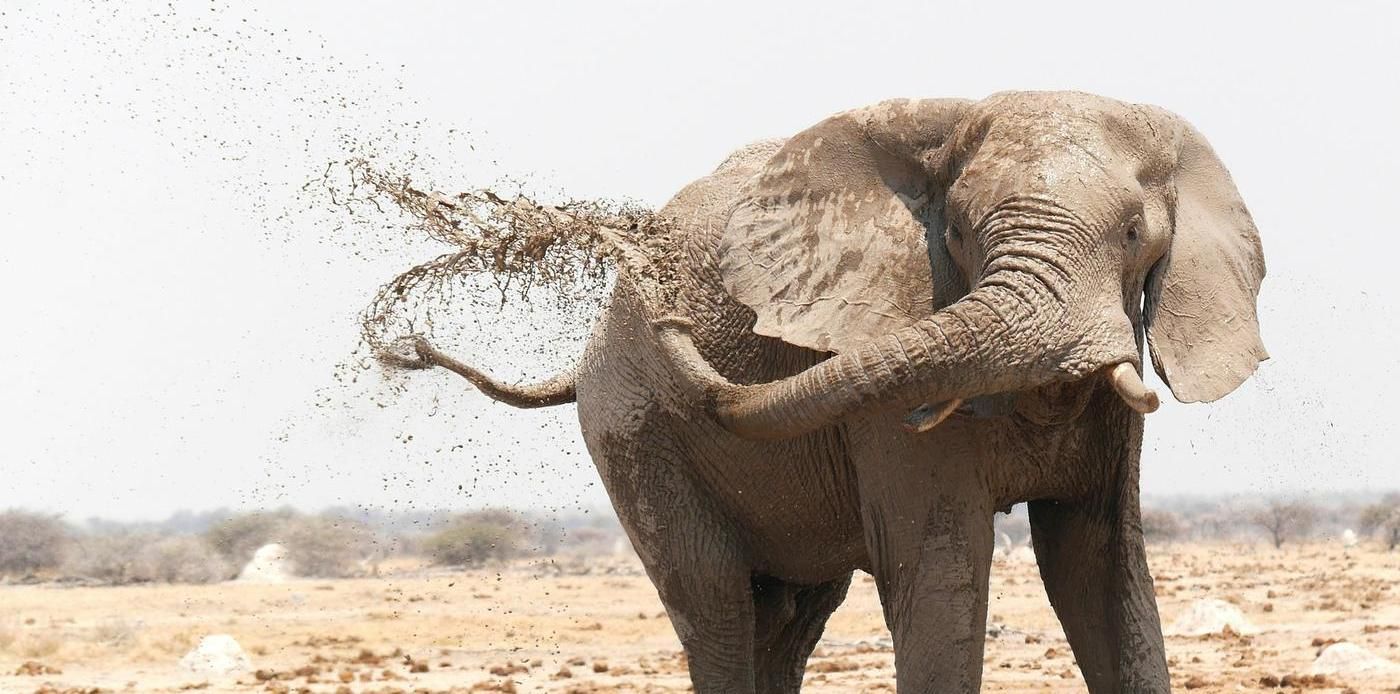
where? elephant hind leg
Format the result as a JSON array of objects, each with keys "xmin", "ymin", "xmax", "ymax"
[{"xmin": 751, "ymin": 574, "xmax": 853, "ymax": 694}]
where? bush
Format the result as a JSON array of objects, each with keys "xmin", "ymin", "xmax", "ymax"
[
  {"xmin": 203, "ymin": 509, "xmax": 297, "ymax": 567},
  {"xmin": 1141, "ymin": 509, "xmax": 1186, "ymax": 544},
  {"xmin": 0, "ymin": 510, "xmax": 71, "ymax": 577},
  {"xmin": 279, "ymin": 515, "xmax": 377, "ymax": 578},
  {"xmin": 134, "ymin": 535, "xmax": 230, "ymax": 584},
  {"xmin": 1249, "ymin": 499, "xmax": 1319, "ymax": 549},
  {"xmin": 61, "ymin": 532, "xmax": 153, "ymax": 584},
  {"xmin": 1359, "ymin": 497, "xmax": 1400, "ymax": 550},
  {"xmin": 424, "ymin": 510, "xmax": 526, "ymax": 567}
]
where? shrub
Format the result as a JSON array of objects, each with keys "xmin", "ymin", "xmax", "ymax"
[
  {"xmin": 0, "ymin": 510, "xmax": 71, "ymax": 577},
  {"xmin": 61, "ymin": 532, "xmax": 155, "ymax": 584},
  {"xmin": 64, "ymin": 532, "xmax": 247, "ymax": 584},
  {"xmin": 424, "ymin": 510, "xmax": 526, "ymax": 567},
  {"xmin": 1358, "ymin": 498, "xmax": 1400, "ymax": 550},
  {"xmin": 90, "ymin": 618, "xmax": 140, "ymax": 649},
  {"xmin": 1141, "ymin": 509, "xmax": 1186, "ymax": 544},
  {"xmin": 134, "ymin": 535, "xmax": 230, "ymax": 584},
  {"xmin": 278, "ymin": 515, "xmax": 377, "ymax": 578},
  {"xmin": 203, "ymin": 509, "xmax": 297, "ymax": 566},
  {"xmin": 1249, "ymin": 499, "xmax": 1319, "ymax": 549},
  {"xmin": 18, "ymin": 632, "xmax": 62, "ymax": 658}
]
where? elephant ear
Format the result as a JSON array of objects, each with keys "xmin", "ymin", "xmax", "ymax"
[
  {"xmin": 1145, "ymin": 121, "xmax": 1268, "ymax": 402},
  {"xmin": 718, "ymin": 99, "xmax": 972, "ymax": 353}
]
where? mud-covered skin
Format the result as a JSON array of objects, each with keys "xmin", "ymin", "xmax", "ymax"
[
  {"xmin": 462, "ymin": 92, "xmax": 1264, "ymax": 693},
  {"xmin": 577, "ymin": 288, "xmax": 1156, "ymax": 692},
  {"xmin": 575, "ymin": 158, "xmax": 1156, "ymax": 691}
]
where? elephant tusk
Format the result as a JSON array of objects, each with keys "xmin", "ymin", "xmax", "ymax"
[
  {"xmin": 1107, "ymin": 362, "xmax": 1160, "ymax": 414},
  {"xmin": 903, "ymin": 399, "xmax": 964, "ymax": 433}
]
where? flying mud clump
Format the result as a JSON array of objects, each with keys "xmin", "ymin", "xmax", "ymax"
[{"xmin": 321, "ymin": 157, "xmax": 682, "ymax": 370}]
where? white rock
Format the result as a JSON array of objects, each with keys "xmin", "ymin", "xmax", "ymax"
[
  {"xmin": 237, "ymin": 543, "xmax": 292, "ymax": 583},
  {"xmin": 1342, "ymin": 528, "xmax": 1359, "ymax": 548},
  {"xmin": 1309, "ymin": 642, "xmax": 1400, "ymax": 675},
  {"xmin": 1165, "ymin": 598, "xmax": 1259, "ymax": 636},
  {"xmin": 996, "ymin": 531, "xmax": 1014, "ymax": 553},
  {"xmin": 179, "ymin": 634, "xmax": 252, "ymax": 675}
]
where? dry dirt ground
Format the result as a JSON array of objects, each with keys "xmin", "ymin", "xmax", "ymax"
[{"xmin": 2, "ymin": 544, "xmax": 1399, "ymax": 693}]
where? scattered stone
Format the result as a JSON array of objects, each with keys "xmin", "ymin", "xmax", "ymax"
[
  {"xmin": 808, "ymin": 658, "xmax": 860, "ymax": 673},
  {"xmin": 15, "ymin": 660, "xmax": 62, "ymax": 675},
  {"xmin": 1003, "ymin": 546, "xmax": 1037, "ymax": 565},
  {"xmin": 489, "ymin": 662, "xmax": 527, "ymax": 677},
  {"xmin": 1280, "ymin": 673, "xmax": 1330, "ymax": 687}
]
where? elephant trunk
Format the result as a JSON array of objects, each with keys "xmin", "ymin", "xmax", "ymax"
[{"xmin": 670, "ymin": 253, "xmax": 1146, "ymax": 440}]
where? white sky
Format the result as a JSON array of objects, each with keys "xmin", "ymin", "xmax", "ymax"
[{"xmin": 2, "ymin": 1, "xmax": 1398, "ymax": 521}]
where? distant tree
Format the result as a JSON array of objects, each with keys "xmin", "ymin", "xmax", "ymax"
[
  {"xmin": 134, "ymin": 536, "xmax": 230, "ymax": 584},
  {"xmin": 1250, "ymin": 499, "xmax": 1319, "ymax": 549},
  {"xmin": 1186, "ymin": 509, "xmax": 1230, "ymax": 542},
  {"xmin": 1141, "ymin": 509, "xmax": 1186, "ymax": 544},
  {"xmin": 202, "ymin": 508, "xmax": 298, "ymax": 566},
  {"xmin": 0, "ymin": 510, "xmax": 71, "ymax": 577},
  {"xmin": 61, "ymin": 532, "xmax": 152, "ymax": 583},
  {"xmin": 424, "ymin": 510, "xmax": 526, "ymax": 567},
  {"xmin": 1358, "ymin": 495, "xmax": 1400, "ymax": 551},
  {"xmin": 278, "ymin": 515, "xmax": 379, "ymax": 578},
  {"xmin": 59, "ymin": 532, "xmax": 229, "ymax": 585}
]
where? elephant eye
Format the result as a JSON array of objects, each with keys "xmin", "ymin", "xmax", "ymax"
[{"xmin": 1124, "ymin": 215, "xmax": 1142, "ymax": 241}]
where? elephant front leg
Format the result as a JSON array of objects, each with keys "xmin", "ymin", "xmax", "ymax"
[
  {"xmin": 851, "ymin": 418, "xmax": 996, "ymax": 692},
  {"xmin": 657, "ymin": 568, "xmax": 760, "ymax": 694},
  {"xmin": 867, "ymin": 495, "xmax": 995, "ymax": 692},
  {"xmin": 1028, "ymin": 399, "xmax": 1170, "ymax": 692}
]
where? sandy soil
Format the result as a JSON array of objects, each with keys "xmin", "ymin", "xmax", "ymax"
[{"xmin": 2, "ymin": 544, "xmax": 1398, "ymax": 693}]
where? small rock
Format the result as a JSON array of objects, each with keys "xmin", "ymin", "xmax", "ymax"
[
  {"xmin": 178, "ymin": 635, "xmax": 252, "ymax": 676},
  {"xmin": 1165, "ymin": 599, "xmax": 1259, "ymax": 637},
  {"xmin": 1309, "ymin": 642, "xmax": 1400, "ymax": 675}
]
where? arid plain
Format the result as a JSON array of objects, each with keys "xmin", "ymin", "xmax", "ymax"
[{"xmin": 3, "ymin": 544, "xmax": 1399, "ymax": 693}]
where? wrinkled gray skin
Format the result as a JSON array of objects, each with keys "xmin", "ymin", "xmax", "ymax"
[{"xmin": 413, "ymin": 92, "xmax": 1266, "ymax": 692}]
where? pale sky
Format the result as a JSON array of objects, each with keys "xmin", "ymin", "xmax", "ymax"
[{"xmin": 2, "ymin": 1, "xmax": 1398, "ymax": 520}]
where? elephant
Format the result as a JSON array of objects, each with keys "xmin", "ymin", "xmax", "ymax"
[{"xmin": 401, "ymin": 91, "xmax": 1266, "ymax": 692}]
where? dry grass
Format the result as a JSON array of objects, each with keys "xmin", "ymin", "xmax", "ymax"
[
  {"xmin": 16, "ymin": 632, "xmax": 63, "ymax": 659},
  {"xmin": 1, "ymin": 544, "xmax": 1398, "ymax": 692},
  {"xmin": 89, "ymin": 618, "xmax": 139, "ymax": 650}
]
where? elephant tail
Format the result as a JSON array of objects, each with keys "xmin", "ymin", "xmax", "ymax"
[{"xmin": 382, "ymin": 336, "xmax": 577, "ymax": 408}]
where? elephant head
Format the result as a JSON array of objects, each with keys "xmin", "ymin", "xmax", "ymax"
[{"xmin": 667, "ymin": 92, "xmax": 1266, "ymax": 439}]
